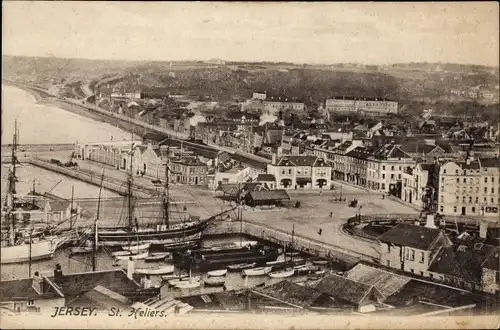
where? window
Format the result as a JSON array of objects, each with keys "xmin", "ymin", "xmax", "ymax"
[
  {"xmin": 463, "ymin": 178, "xmax": 466, "ymax": 183},
  {"xmin": 484, "ymin": 187, "xmax": 488, "ymax": 193},
  {"xmin": 485, "ymin": 177, "xmax": 488, "ymax": 183},
  {"xmin": 420, "ymin": 252, "xmax": 424, "ymax": 263},
  {"xmin": 455, "ymin": 170, "xmax": 459, "ymax": 174},
  {"xmin": 492, "ymin": 198, "xmax": 495, "ymax": 203},
  {"xmin": 456, "ymin": 178, "xmax": 460, "ymax": 183},
  {"xmin": 27, "ymin": 300, "xmax": 34, "ymax": 306},
  {"xmin": 406, "ymin": 248, "xmax": 409, "ymax": 260},
  {"xmin": 391, "ymin": 174, "xmax": 394, "ymax": 179},
  {"xmin": 440, "ymin": 195, "xmax": 444, "ymax": 202},
  {"xmin": 453, "ymin": 206, "xmax": 457, "ymax": 213},
  {"xmin": 440, "ymin": 206, "xmax": 444, "ymax": 212},
  {"xmin": 456, "ymin": 196, "xmax": 459, "ymax": 201},
  {"xmin": 398, "ymin": 174, "xmax": 401, "ymax": 179},
  {"xmin": 288, "ymin": 169, "xmax": 292, "ymax": 175},
  {"xmin": 382, "ymin": 166, "xmax": 386, "ymax": 170},
  {"xmin": 382, "ymin": 174, "xmax": 385, "ymax": 179},
  {"xmin": 382, "ymin": 183, "xmax": 385, "ymax": 190},
  {"xmin": 443, "ymin": 169, "xmax": 447, "ymax": 174},
  {"xmin": 411, "ymin": 250, "xmax": 415, "ymax": 261},
  {"xmin": 476, "ymin": 197, "xmax": 479, "ymax": 203},
  {"xmin": 492, "ymin": 188, "xmax": 495, "ymax": 194},
  {"xmin": 420, "ymin": 271, "xmax": 424, "ymax": 277}
]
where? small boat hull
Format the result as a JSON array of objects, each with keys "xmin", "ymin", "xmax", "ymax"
[
  {"xmin": 312, "ymin": 259, "xmax": 329, "ymax": 265},
  {"xmin": 135, "ymin": 265, "xmax": 175, "ymax": 275},
  {"xmin": 173, "ymin": 279, "xmax": 201, "ymax": 289},
  {"xmin": 0, "ymin": 237, "xmax": 65, "ymax": 264},
  {"xmin": 242, "ymin": 266, "xmax": 273, "ymax": 276},
  {"xmin": 204, "ymin": 278, "xmax": 226, "ymax": 286},
  {"xmin": 207, "ymin": 269, "xmax": 227, "ymax": 277},
  {"xmin": 122, "ymin": 242, "xmax": 151, "ymax": 253},
  {"xmin": 114, "ymin": 251, "xmax": 149, "ymax": 260},
  {"xmin": 145, "ymin": 252, "xmax": 172, "ymax": 262},
  {"xmin": 227, "ymin": 263, "xmax": 256, "ymax": 271},
  {"xmin": 268, "ymin": 269, "xmax": 295, "ymax": 278}
]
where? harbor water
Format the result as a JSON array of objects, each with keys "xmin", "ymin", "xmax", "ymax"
[{"xmin": 0, "ymin": 85, "xmax": 322, "ymax": 287}]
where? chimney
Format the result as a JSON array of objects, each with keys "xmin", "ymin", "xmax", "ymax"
[
  {"xmin": 127, "ymin": 258, "xmax": 135, "ymax": 280},
  {"xmin": 53, "ymin": 264, "xmax": 63, "ymax": 285},
  {"xmin": 425, "ymin": 214, "xmax": 436, "ymax": 229},
  {"xmin": 479, "ymin": 221, "xmax": 488, "ymax": 239},
  {"xmin": 32, "ymin": 271, "xmax": 44, "ymax": 295},
  {"xmin": 271, "ymin": 154, "xmax": 277, "ymax": 165}
]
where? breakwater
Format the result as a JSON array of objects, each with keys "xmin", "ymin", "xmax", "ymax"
[
  {"xmin": 205, "ymin": 218, "xmax": 378, "ymax": 265},
  {"xmin": 28, "ymin": 157, "xmax": 152, "ymax": 198}
]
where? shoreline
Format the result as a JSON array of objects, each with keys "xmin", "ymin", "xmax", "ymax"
[{"xmin": 2, "ymin": 81, "xmax": 139, "ymax": 137}]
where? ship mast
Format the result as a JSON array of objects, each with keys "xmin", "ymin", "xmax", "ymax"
[
  {"xmin": 6, "ymin": 120, "xmax": 19, "ymax": 246},
  {"xmin": 163, "ymin": 147, "xmax": 170, "ymax": 229},
  {"xmin": 93, "ymin": 170, "xmax": 105, "ymax": 272}
]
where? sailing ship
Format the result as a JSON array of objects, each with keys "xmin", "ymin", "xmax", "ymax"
[
  {"xmin": 1, "ymin": 121, "xmax": 67, "ymax": 264},
  {"xmin": 96, "ymin": 145, "xmax": 208, "ymax": 247}
]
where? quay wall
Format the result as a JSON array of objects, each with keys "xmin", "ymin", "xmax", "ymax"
[
  {"xmin": 205, "ymin": 219, "xmax": 376, "ymax": 265},
  {"xmin": 28, "ymin": 157, "xmax": 152, "ymax": 198},
  {"xmin": 1, "ymin": 144, "xmax": 76, "ymax": 152}
]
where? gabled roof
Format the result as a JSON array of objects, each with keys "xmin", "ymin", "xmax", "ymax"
[
  {"xmin": 254, "ymin": 280, "xmax": 323, "ymax": 308},
  {"xmin": 276, "ymin": 156, "xmax": 329, "ymax": 167},
  {"xmin": 0, "ymin": 277, "xmax": 64, "ymax": 301},
  {"xmin": 378, "ymin": 223, "xmax": 445, "ymax": 250},
  {"xmin": 312, "ymin": 274, "xmax": 382, "ymax": 306},
  {"xmin": 428, "ymin": 246, "xmax": 495, "ymax": 283},
  {"xmin": 479, "ymin": 157, "xmax": 500, "ymax": 168}
]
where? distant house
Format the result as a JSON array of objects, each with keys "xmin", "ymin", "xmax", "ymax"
[
  {"xmin": 378, "ymin": 223, "xmax": 452, "ymax": 277},
  {"xmin": 255, "ymin": 174, "xmax": 277, "ymax": 189},
  {"xmin": 312, "ymin": 274, "xmax": 385, "ymax": 313},
  {"xmin": 36, "ymin": 198, "xmax": 81, "ymax": 224}
]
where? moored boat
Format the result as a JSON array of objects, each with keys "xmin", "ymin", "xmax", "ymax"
[
  {"xmin": 207, "ymin": 269, "xmax": 227, "ymax": 277},
  {"xmin": 122, "ymin": 242, "xmax": 151, "ymax": 253},
  {"xmin": 242, "ymin": 266, "xmax": 272, "ymax": 276},
  {"xmin": 227, "ymin": 263, "xmax": 256, "ymax": 271},
  {"xmin": 114, "ymin": 250, "xmax": 149, "ymax": 260},
  {"xmin": 268, "ymin": 268, "xmax": 295, "ymax": 278},
  {"xmin": 312, "ymin": 259, "xmax": 329, "ymax": 265},
  {"xmin": 204, "ymin": 277, "xmax": 226, "ymax": 286},
  {"xmin": 135, "ymin": 265, "xmax": 175, "ymax": 275},
  {"xmin": 0, "ymin": 237, "xmax": 65, "ymax": 264},
  {"xmin": 164, "ymin": 239, "xmax": 200, "ymax": 251},
  {"xmin": 174, "ymin": 280, "xmax": 201, "ymax": 289},
  {"xmin": 145, "ymin": 252, "xmax": 172, "ymax": 262}
]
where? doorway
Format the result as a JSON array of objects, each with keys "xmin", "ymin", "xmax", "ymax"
[{"xmin": 461, "ymin": 207, "xmax": 466, "ymax": 216}]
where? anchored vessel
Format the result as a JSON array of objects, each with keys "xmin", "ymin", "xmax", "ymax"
[
  {"xmin": 95, "ymin": 144, "xmax": 211, "ymax": 247},
  {"xmin": 1, "ymin": 121, "xmax": 68, "ymax": 264}
]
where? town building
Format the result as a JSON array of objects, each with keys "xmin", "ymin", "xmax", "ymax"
[
  {"xmin": 436, "ymin": 156, "xmax": 499, "ymax": 217},
  {"xmin": 266, "ymin": 155, "xmax": 331, "ymax": 189},
  {"xmin": 324, "ymin": 97, "xmax": 398, "ymax": 114},
  {"xmin": 400, "ymin": 163, "xmax": 436, "ymax": 210},
  {"xmin": 378, "ymin": 221, "xmax": 452, "ymax": 277},
  {"xmin": 170, "ymin": 156, "xmax": 208, "ymax": 185}
]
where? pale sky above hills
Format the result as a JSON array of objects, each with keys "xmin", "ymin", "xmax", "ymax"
[{"xmin": 2, "ymin": 2, "xmax": 499, "ymax": 66}]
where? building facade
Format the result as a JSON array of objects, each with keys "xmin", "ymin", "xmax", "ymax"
[
  {"xmin": 325, "ymin": 97, "xmax": 398, "ymax": 114},
  {"xmin": 266, "ymin": 155, "xmax": 332, "ymax": 189},
  {"xmin": 437, "ymin": 157, "xmax": 499, "ymax": 217}
]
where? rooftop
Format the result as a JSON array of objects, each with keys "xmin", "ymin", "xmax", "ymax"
[
  {"xmin": 254, "ymin": 280, "xmax": 323, "ymax": 308},
  {"xmin": 276, "ymin": 156, "xmax": 329, "ymax": 167},
  {"xmin": 378, "ymin": 223, "xmax": 445, "ymax": 250},
  {"xmin": 312, "ymin": 273, "xmax": 381, "ymax": 306}
]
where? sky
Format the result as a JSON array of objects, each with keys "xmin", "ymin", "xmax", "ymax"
[{"xmin": 2, "ymin": 2, "xmax": 499, "ymax": 66}]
